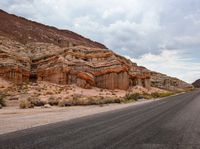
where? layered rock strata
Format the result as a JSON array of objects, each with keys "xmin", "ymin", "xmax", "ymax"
[
  {"xmin": 150, "ymin": 72, "xmax": 193, "ymax": 90},
  {"xmin": 0, "ymin": 10, "xmax": 192, "ymax": 91}
]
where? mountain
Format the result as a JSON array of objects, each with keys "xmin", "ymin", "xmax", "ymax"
[
  {"xmin": 192, "ymin": 79, "xmax": 200, "ymax": 88},
  {"xmin": 0, "ymin": 9, "xmax": 192, "ymax": 91}
]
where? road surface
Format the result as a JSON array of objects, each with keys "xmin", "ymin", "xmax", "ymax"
[{"xmin": 1, "ymin": 89, "xmax": 200, "ymax": 149}]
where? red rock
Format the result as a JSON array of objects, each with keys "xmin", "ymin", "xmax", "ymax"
[{"xmin": 0, "ymin": 10, "xmax": 192, "ymax": 91}]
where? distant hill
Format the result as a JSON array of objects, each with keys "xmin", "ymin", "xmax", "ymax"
[{"xmin": 192, "ymin": 79, "xmax": 200, "ymax": 88}]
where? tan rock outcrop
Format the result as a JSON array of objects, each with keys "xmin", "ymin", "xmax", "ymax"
[
  {"xmin": 0, "ymin": 10, "xmax": 192, "ymax": 91},
  {"xmin": 150, "ymin": 71, "xmax": 193, "ymax": 91}
]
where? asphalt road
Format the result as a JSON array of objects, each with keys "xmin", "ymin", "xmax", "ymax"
[{"xmin": 1, "ymin": 90, "xmax": 200, "ymax": 149}]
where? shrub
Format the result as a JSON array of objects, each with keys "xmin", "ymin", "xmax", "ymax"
[
  {"xmin": 0, "ymin": 94, "xmax": 6, "ymax": 107},
  {"xmin": 58, "ymin": 100, "xmax": 66, "ymax": 107},
  {"xmin": 19, "ymin": 99, "xmax": 34, "ymax": 109},
  {"xmin": 48, "ymin": 96, "xmax": 60, "ymax": 106},
  {"xmin": 151, "ymin": 92, "xmax": 174, "ymax": 98},
  {"xmin": 58, "ymin": 98, "xmax": 73, "ymax": 107},
  {"xmin": 30, "ymin": 97, "xmax": 46, "ymax": 106},
  {"xmin": 124, "ymin": 93, "xmax": 142, "ymax": 101},
  {"xmin": 57, "ymin": 96, "xmax": 124, "ymax": 107},
  {"xmin": 141, "ymin": 93, "xmax": 153, "ymax": 100}
]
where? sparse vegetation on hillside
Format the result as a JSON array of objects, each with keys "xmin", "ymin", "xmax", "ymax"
[{"xmin": 52, "ymin": 91, "xmax": 179, "ymax": 107}]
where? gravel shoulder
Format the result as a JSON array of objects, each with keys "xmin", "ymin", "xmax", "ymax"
[{"xmin": 0, "ymin": 99, "xmax": 155, "ymax": 135}]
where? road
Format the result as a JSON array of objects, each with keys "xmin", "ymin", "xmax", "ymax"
[{"xmin": 1, "ymin": 90, "xmax": 200, "ymax": 149}]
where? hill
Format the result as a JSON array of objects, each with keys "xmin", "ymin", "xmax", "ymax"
[
  {"xmin": 0, "ymin": 9, "xmax": 193, "ymax": 97},
  {"xmin": 192, "ymin": 79, "xmax": 200, "ymax": 88}
]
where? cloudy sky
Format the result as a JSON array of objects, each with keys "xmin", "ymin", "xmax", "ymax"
[{"xmin": 1, "ymin": 0, "xmax": 200, "ymax": 83}]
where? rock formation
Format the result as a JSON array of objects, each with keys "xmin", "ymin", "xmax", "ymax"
[
  {"xmin": 192, "ymin": 79, "xmax": 200, "ymax": 88},
  {"xmin": 0, "ymin": 9, "xmax": 192, "ymax": 91},
  {"xmin": 150, "ymin": 71, "xmax": 193, "ymax": 90}
]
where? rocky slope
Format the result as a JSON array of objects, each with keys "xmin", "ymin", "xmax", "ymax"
[
  {"xmin": 192, "ymin": 79, "xmax": 200, "ymax": 88},
  {"xmin": 0, "ymin": 9, "xmax": 193, "ymax": 92}
]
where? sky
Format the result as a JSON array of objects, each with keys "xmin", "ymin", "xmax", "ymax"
[{"xmin": 0, "ymin": 0, "xmax": 200, "ymax": 83}]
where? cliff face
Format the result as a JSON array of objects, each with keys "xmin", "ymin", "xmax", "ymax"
[
  {"xmin": 0, "ymin": 10, "xmax": 192, "ymax": 91},
  {"xmin": 150, "ymin": 72, "xmax": 193, "ymax": 90},
  {"xmin": 192, "ymin": 79, "xmax": 200, "ymax": 88}
]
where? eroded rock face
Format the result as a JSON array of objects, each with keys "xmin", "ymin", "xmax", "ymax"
[
  {"xmin": 0, "ymin": 10, "xmax": 192, "ymax": 91},
  {"xmin": 150, "ymin": 72, "xmax": 193, "ymax": 91},
  {"xmin": 34, "ymin": 46, "xmax": 150, "ymax": 90},
  {"xmin": 0, "ymin": 36, "xmax": 30, "ymax": 84}
]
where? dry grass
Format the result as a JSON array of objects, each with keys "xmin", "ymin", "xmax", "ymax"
[
  {"xmin": 30, "ymin": 97, "xmax": 46, "ymax": 106},
  {"xmin": 48, "ymin": 96, "xmax": 60, "ymax": 106},
  {"xmin": 19, "ymin": 97, "xmax": 47, "ymax": 109},
  {"xmin": 58, "ymin": 96, "xmax": 123, "ymax": 107},
  {"xmin": 0, "ymin": 94, "xmax": 6, "ymax": 107},
  {"xmin": 123, "ymin": 92, "xmax": 175, "ymax": 103},
  {"xmin": 150, "ymin": 92, "xmax": 174, "ymax": 98},
  {"xmin": 19, "ymin": 99, "xmax": 34, "ymax": 109}
]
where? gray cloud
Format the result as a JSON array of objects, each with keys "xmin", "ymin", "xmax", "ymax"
[{"xmin": 0, "ymin": 0, "xmax": 200, "ymax": 82}]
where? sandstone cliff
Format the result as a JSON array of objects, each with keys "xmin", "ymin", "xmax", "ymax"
[{"xmin": 0, "ymin": 9, "xmax": 192, "ymax": 91}]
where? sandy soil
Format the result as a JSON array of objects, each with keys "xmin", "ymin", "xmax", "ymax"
[
  {"xmin": 0, "ymin": 79, "xmax": 168, "ymax": 135},
  {"xmin": 0, "ymin": 100, "xmax": 155, "ymax": 135}
]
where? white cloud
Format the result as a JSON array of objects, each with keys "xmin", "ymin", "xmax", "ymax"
[{"xmin": 125, "ymin": 50, "xmax": 200, "ymax": 83}]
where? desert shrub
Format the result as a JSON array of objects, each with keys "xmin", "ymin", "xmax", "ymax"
[
  {"xmin": 57, "ymin": 96, "xmax": 124, "ymax": 107},
  {"xmin": 58, "ymin": 98, "xmax": 73, "ymax": 107},
  {"xmin": 0, "ymin": 94, "xmax": 6, "ymax": 107},
  {"xmin": 113, "ymin": 98, "xmax": 123, "ymax": 103},
  {"xmin": 124, "ymin": 93, "xmax": 142, "ymax": 101},
  {"xmin": 141, "ymin": 93, "xmax": 154, "ymax": 100},
  {"xmin": 151, "ymin": 92, "xmax": 174, "ymax": 98},
  {"xmin": 48, "ymin": 96, "xmax": 60, "ymax": 106},
  {"xmin": 29, "ymin": 97, "xmax": 46, "ymax": 106},
  {"xmin": 86, "ymin": 96, "xmax": 122, "ymax": 105},
  {"xmin": 19, "ymin": 99, "xmax": 34, "ymax": 109},
  {"xmin": 58, "ymin": 100, "xmax": 66, "ymax": 107}
]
